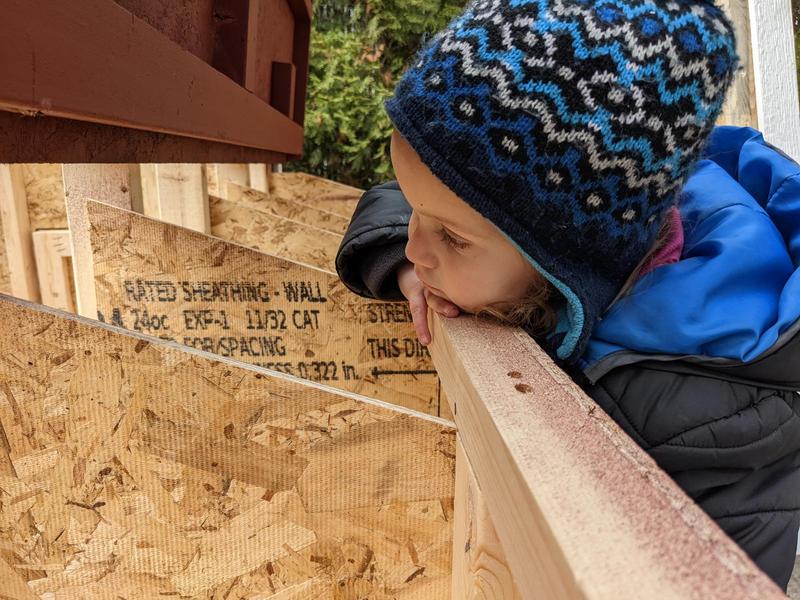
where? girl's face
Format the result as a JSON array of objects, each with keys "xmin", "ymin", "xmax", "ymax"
[{"xmin": 390, "ymin": 128, "xmax": 541, "ymax": 313}]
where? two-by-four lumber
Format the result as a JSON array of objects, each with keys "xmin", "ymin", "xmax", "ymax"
[
  {"xmin": 209, "ymin": 196, "xmax": 341, "ymax": 272},
  {"xmin": 428, "ymin": 313, "xmax": 785, "ymax": 600},
  {"xmin": 0, "ymin": 165, "xmax": 40, "ymax": 302},
  {"xmin": 206, "ymin": 163, "xmax": 250, "ymax": 199},
  {"xmin": 247, "ymin": 163, "xmax": 269, "ymax": 192},
  {"xmin": 139, "ymin": 164, "xmax": 210, "ymax": 234},
  {"xmin": 32, "ymin": 230, "xmax": 75, "ymax": 313},
  {"xmin": 62, "ymin": 164, "xmax": 133, "ymax": 319},
  {"xmin": 716, "ymin": 0, "xmax": 758, "ymax": 128},
  {"xmin": 0, "ymin": 295, "xmax": 454, "ymax": 598},
  {"xmin": 453, "ymin": 435, "xmax": 521, "ymax": 599},
  {"xmin": 85, "ymin": 201, "xmax": 447, "ymax": 418},
  {"xmin": 227, "ymin": 182, "xmax": 349, "ymax": 235}
]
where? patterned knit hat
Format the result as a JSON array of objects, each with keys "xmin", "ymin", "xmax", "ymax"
[{"xmin": 384, "ymin": 0, "xmax": 739, "ymax": 363}]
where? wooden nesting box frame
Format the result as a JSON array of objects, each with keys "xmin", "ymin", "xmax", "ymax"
[{"xmin": 0, "ymin": 0, "xmax": 311, "ymax": 163}]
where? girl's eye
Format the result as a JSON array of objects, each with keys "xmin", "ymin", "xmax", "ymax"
[{"xmin": 438, "ymin": 226, "xmax": 470, "ymax": 250}]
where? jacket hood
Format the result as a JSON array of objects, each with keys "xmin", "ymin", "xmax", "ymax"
[{"xmin": 580, "ymin": 126, "xmax": 800, "ymax": 387}]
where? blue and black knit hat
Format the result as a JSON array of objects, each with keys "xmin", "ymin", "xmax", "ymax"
[{"xmin": 385, "ymin": 0, "xmax": 739, "ymax": 363}]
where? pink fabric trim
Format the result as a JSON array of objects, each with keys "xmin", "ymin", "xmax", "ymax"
[{"xmin": 639, "ymin": 206, "xmax": 684, "ymax": 277}]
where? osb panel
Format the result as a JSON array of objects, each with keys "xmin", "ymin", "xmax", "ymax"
[
  {"xmin": 227, "ymin": 183, "xmax": 349, "ymax": 235},
  {"xmin": 268, "ymin": 172, "xmax": 360, "ymax": 218},
  {"xmin": 87, "ymin": 202, "xmax": 445, "ymax": 418},
  {"xmin": 0, "ymin": 295, "xmax": 454, "ymax": 598},
  {"xmin": 209, "ymin": 196, "xmax": 341, "ymax": 272},
  {"xmin": 21, "ymin": 164, "xmax": 66, "ymax": 229}
]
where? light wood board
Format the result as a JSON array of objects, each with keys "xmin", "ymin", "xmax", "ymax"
[
  {"xmin": 63, "ymin": 164, "xmax": 133, "ymax": 318},
  {"xmin": 429, "ymin": 314, "xmax": 785, "ymax": 600},
  {"xmin": 32, "ymin": 229, "xmax": 76, "ymax": 313},
  {"xmin": 0, "ymin": 294, "xmax": 454, "ymax": 598},
  {"xmin": 209, "ymin": 196, "xmax": 341, "ymax": 272},
  {"xmin": 227, "ymin": 183, "xmax": 349, "ymax": 235},
  {"xmin": 86, "ymin": 201, "xmax": 445, "ymax": 418}
]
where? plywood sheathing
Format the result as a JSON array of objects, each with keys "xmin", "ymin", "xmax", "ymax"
[
  {"xmin": 227, "ymin": 183, "xmax": 350, "ymax": 235},
  {"xmin": 20, "ymin": 164, "xmax": 67, "ymax": 230},
  {"xmin": 209, "ymin": 196, "xmax": 342, "ymax": 273},
  {"xmin": 87, "ymin": 201, "xmax": 445, "ymax": 418},
  {"xmin": 0, "ymin": 295, "xmax": 454, "ymax": 598},
  {"xmin": 429, "ymin": 315, "xmax": 785, "ymax": 599},
  {"xmin": 267, "ymin": 172, "xmax": 360, "ymax": 218}
]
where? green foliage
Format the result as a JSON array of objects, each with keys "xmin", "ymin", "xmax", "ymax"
[{"xmin": 285, "ymin": 0, "xmax": 466, "ymax": 188}]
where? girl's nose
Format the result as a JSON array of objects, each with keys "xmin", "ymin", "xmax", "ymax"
[{"xmin": 405, "ymin": 214, "xmax": 437, "ymax": 269}]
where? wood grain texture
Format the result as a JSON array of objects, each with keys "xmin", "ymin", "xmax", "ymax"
[
  {"xmin": 0, "ymin": 295, "xmax": 454, "ymax": 598},
  {"xmin": 453, "ymin": 436, "xmax": 520, "ymax": 600},
  {"xmin": 32, "ymin": 230, "xmax": 75, "ymax": 313},
  {"xmin": 0, "ymin": 0, "xmax": 303, "ymax": 155},
  {"xmin": 0, "ymin": 110, "xmax": 289, "ymax": 163},
  {"xmin": 248, "ymin": 163, "xmax": 270, "ymax": 192},
  {"xmin": 209, "ymin": 196, "xmax": 341, "ymax": 272},
  {"xmin": 428, "ymin": 314, "xmax": 785, "ymax": 600},
  {"xmin": 749, "ymin": 0, "xmax": 800, "ymax": 160},
  {"xmin": 0, "ymin": 165, "xmax": 41, "ymax": 302},
  {"xmin": 206, "ymin": 163, "xmax": 250, "ymax": 199},
  {"xmin": 227, "ymin": 183, "xmax": 349, "ymax": 235},
  {"xmin": 268, "ymin": 172, "xmax": 361, "ymax": 218},
  {"xmin": 716, "ymin": 0, "xmax": 758, "ymax": 128},
  {"xmin": 140, "ymin": 164, "xmax": 211, "ymax": 234},
  {"xmin": 86, "ymin": 202, "xmax": 446, "ymax": 418},
  {"xmin": 63, "ymin": 164, "xmax": 133, "ymax": 318}
]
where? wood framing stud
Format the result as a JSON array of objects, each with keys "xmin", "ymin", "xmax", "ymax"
[
  {"xmin": 453, "ymin": 435, "xmax": 521, "ymax": 599},
  {"xmin": 139, "ymin": 164, "xmax": 211, "ymax": 234},
  {"xmin": 32, "ymin": 229, "xmax": 75, "ymax": 313},
  {"xmin": 62, "ymin": 164, "xmax": 133, "ymax": 318},
  {"xmin": 0, "ymin": 165, "xmax": 41, "ymax": 302},
  {"xmin": 428, "ymin": 313, "xmax": 785, "ymax": 599}
]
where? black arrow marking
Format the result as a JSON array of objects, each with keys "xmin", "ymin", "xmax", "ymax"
[{"xmin": 371, "ymin": 367, "xmax": 438, "ymax": 378}]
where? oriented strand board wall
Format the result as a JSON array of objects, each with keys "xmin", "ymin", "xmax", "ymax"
[
  {"xmin": 87, "ymin": 201, "xmax": 446, "ymax": 418},
  {"xmin": 0, "ymin": 295, "xmax": 454, "ymax": 598},
  {"xmin": 209, "ymin": 196, "xmax": 342, "ymax": 272}
]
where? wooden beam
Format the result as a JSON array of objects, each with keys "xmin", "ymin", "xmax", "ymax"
[
  {"xmin": 0, "ymin": 0, "xmax": 302, "ymax": 155},
  {"xmin": 247, "ymin": 163, "xmax": 269, "ymax": 193},
  {"xmin": 209, "ymin": 196, "xmax": 341, "ymax": 272},
  {"xmin": 32, "ymin": 230, "xmax": 75, "ymax": 313},
  {"xmin": 748, "ymin": 0, "xmax": 800, "ymax": 160},
  {"xmin": 717, "ymin": 0, "xmax": 758, "ymax": 128},
  {"xmin": 0, "ymin": 294, "xmax": 454, "ymax": 598},
  {"xmin": 85, "ymin": 201, "xmax": 446, "ymax": 418},
  {"xmin": 453, "ymin": 435, "xmax": 520, "ymax": 599},
  {"xmin": 62, "ymin": 164, "xmax": 133, "ymax": 318},
  {"xmin": 0, "ymin": 165, "xmax": 41, "ymax": 302},
  {"xmin": 0, "ymin": 110, "xmax": 288, "ymax": 163},
  {"xmin": 206, "ymin": 163, "xmax": 250, "ymax": 199},
  {"xmin": 226, "ymin": 183, "xmax": 349, "ymax": 235},
  {"xmin": 139, "ymin": 164, "xmax": 211, "ymax": 234},
  {"xmin": 428, "ymin": 314, "xmax": 785, "ymax": 599}
]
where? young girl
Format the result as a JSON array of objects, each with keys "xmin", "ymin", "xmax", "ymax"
[{"xmin": 335, "ymin": 0, "xmax": 800, "ymax": 590}]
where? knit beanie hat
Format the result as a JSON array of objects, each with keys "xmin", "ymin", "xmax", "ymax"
[{"xmin": 384, "ymin": 0, "xmax": 739, "ymax": 363}]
